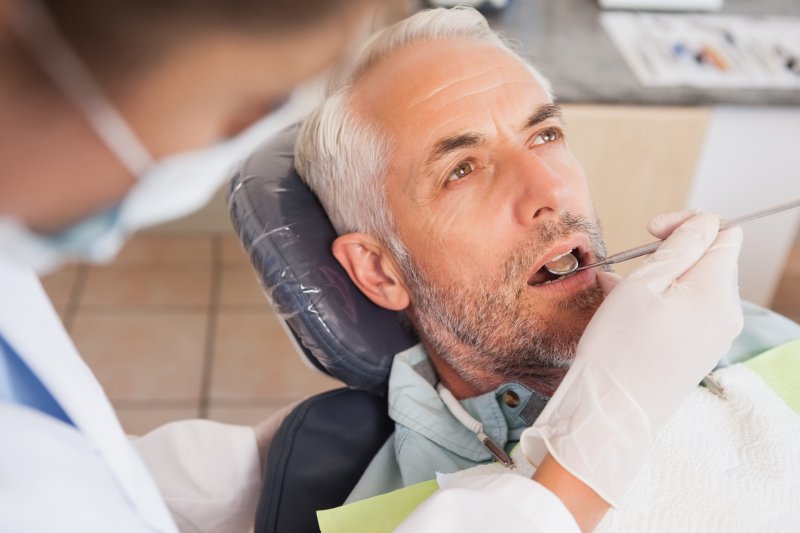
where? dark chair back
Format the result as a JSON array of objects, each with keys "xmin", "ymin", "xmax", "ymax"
[{"xmin": 227, "ymin": 124, "xmax": 416, "ymax": 532}]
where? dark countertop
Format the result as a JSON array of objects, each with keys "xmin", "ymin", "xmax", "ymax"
[{"xmin": 482, "ymin": 0, "xmax": 800, "ymax": 106}]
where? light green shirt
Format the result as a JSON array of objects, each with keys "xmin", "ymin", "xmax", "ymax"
[{"xmin": 346, "ymin": 301, "xmax": 800, "ymax": 503}]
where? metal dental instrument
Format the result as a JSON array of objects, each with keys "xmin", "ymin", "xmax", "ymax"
[
  {"xmin": 544, "ymin": 253, "xmax": 580, "ymax": 276},
  {"xmin": 569, "ymin": 197, "xmax": 800, "ymax": 274}
]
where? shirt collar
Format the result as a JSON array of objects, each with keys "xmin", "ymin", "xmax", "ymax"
[{"xmin": 387, "ymin": 343, "xmax": 550, "ymax": 462}]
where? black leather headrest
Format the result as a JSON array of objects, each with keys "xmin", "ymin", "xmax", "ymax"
[{"xmin": 226, "ymin": 124, "xmax": 417, "ymax": 396}]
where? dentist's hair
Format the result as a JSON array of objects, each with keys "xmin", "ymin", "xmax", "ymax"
[
  {"xmin": 295, "ymin": 6, "xmax": 553, "ymax": 264},
  {"xmin": 36, "ymin": 0, "xmax": 373, "ymax": 77}
]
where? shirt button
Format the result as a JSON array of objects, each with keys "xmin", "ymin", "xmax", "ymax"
[{"xmin": 502, "ymin": 390, "xmax": 520, "ymax": 408}]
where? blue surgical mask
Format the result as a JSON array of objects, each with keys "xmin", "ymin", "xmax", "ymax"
[{"xmin": 0, "ymin": 0, "xmax": 296, "ymax": 274}]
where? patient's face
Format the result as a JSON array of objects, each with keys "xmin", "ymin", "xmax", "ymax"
[{"xmin": 353, "ymin": 38, "xmax": 606, "ymax": 387}]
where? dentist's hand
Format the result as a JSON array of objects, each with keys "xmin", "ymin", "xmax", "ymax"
[{"xmin": 522, "ymin": 212, "xmax": 743, "ymax": 509}]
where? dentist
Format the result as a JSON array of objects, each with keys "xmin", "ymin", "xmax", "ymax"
[{"xmin": 0, "ymin": 0, "xmax": 376, "ymax": 531}]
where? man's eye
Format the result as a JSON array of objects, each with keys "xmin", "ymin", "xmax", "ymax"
[
  {"xmin": 532, "ymin": 129, "xmax": 561, "ymax": 146},
  {"xmin": 447, "ymin": 161, "xmax": 475, "ymax": 182}
]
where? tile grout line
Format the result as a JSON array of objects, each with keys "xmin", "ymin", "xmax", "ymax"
[
  {"xmin": 198, "ymin": 235, "xmax": 223, "ymax": 419},
  {"xmin": 112, "ymin": 399, "xmax": 203, "ymax": 409},
  {"xmin": 72, "ymin": 306, "xmax": 217, "ymax": 313},
  {"xmin": 63, "ymin": 264, "xmax": 89, "ymax": 332}
]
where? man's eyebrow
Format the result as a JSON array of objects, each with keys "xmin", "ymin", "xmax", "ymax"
[
  {"xmin": 425, "ymin": 132, "xmax": 485, "ymax": 168},
  {"xmin": 423, "ymin": 103, "xmax": 562, "ymax": 169},
  {"xmin": 523, "ymin": 103, "xmax": 563, "ymax": 130}
]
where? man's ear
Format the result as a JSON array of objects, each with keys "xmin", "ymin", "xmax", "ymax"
[{"xmin": 332, "ymin": 233, "xmax": 410, "ymax": 311}]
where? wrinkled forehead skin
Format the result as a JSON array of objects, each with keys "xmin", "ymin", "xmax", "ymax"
[
  {"xmin": 353, "ymin": 37, "xmax": 552, "ymax": 191},
  {"xmin": 349, "ymin": 37, "xmax": 571, "ymax": 281}
]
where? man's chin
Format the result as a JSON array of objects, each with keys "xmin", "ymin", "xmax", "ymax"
[
  {"xmin": 532, "ymin": 282, "xmax": 604, "ymax": 360},
  {"xmin": 553, "ymin": 279, "xmax": 604, "ymax": 313}
]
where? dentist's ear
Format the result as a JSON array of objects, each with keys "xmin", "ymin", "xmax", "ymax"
[{"xmin": 332, "ymin": 233, "xmax": 410, "ymax": 311}]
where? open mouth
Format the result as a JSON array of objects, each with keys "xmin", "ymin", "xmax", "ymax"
[{"xmin": 527, "ymin": 244, "xmax": 590, "ymax": 287}]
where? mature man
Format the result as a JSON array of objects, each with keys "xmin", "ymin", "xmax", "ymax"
[{"xmin": 296, "ymin": 6, "xmax": 800, "ymax": 531}]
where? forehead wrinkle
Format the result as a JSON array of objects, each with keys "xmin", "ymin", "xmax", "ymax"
[
  {"xmin": 410, "ymin": 77, "xmax": 538, "ymax": 154},
  {"xmin": 409, "ymin": 80, "xmax": 545, "ymax": 192},
  {"xmin": 407, "ymin": 75, "xmax": 532, "ymax": 116},
  {"xmin": 411, "ymin": 61, "xmax": 523, "ymax": 104}
]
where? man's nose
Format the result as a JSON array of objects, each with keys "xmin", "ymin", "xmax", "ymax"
[{"xmin": 500, "ymin": 146, "xmax": 571, "ymax": 226}]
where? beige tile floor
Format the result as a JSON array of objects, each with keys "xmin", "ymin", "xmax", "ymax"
[
  {"xmin": 40, "ymin": 230, "xmax": 800, "ymax": 436},
  {"xmin": 40, "ymin": 231, "xmax": 340, "ymax": 435}
]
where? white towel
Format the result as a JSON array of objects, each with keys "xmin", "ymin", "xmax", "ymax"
[{"xmin": 438, "ymin": 365, "xmax": 800, "ymax": 532}]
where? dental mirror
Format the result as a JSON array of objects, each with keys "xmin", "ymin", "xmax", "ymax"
[{"xmin": 544, "ymin": 252, "xmax": 579, "ymax": 275}]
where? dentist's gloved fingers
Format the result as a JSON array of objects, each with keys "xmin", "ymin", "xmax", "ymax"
[
  {"xmin": 647, "ymin": 210, "xmax": 701, "ymax": 239},
  {"xmin": 678, "ymin": 226, "xmax": 743, "ymax": 286},
  {"xmin": 596, "ymin": 271, "xmax": 622, "ymax": 295},
  {"xmin": 628, "ymin": 213, "xmax": 720, "ymax": 289},
  {"xmin": 523, "ymin": 213, "xmax": 744, "ymax": 509},
  {"xmin": 677, "ymin": 227, "xmax": 744, "ymax": 334}
]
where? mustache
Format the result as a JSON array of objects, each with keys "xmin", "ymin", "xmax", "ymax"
[
  {"xmin": 398, "ymin": 212, "xmax": 606, "ymax": 296},
  {"xmin": 500, "ymin": 212, "xmax": 606, "ymax": 286}
]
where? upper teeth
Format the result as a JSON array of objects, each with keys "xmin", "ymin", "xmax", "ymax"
[{"xmin": 547, "ymin": 250, "xmax": 572, "ymax": 263}]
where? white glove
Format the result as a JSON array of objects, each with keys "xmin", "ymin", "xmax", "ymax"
[{"xmin": 521, "ymin": 212, "xmax": 744, "ymax": 508}]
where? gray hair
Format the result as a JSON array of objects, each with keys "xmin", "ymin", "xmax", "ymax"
[{"xmin": 295, "ymin": 6, "xmax": 552, "ymax": 263}]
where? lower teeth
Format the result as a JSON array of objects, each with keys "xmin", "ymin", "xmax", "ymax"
[{"xmin": 538, "ymin": 274, "xmax": 569, "ymax": 286}]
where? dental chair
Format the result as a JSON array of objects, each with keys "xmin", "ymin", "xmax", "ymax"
[{"xmin": 227, "ymin": 124, "xmax": 417, "ymax": 533}]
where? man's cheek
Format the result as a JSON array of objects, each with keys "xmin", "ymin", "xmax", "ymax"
[
  {"xmin": 560, "ymin": 165, "xmax": 593, "ymax": 213},
  {"xmin": 424, "ymin": 201, "xmax": 486, "ymax": 253}
]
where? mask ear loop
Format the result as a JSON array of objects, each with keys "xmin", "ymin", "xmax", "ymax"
[{"xmin": 8, "ymin": 0, "xmax": 154, "ymax": 177}]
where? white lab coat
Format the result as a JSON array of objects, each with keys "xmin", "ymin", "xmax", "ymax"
[
  {"xmin": 397, "ymin": 473, "xmax": 581, "ymax": 532},
  {"xmin": 0, "ymin": 256, "xmax": 263, "ymax": 532}
]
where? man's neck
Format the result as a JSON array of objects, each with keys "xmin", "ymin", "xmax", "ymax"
[{"xmin": 423, "ymin": 341, "xmax": 567, "ymax": 400}]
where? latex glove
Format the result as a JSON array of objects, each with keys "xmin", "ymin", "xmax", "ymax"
[{"xmin": 521, "ymin": 212, "xmax": 743, "ymax": 508}]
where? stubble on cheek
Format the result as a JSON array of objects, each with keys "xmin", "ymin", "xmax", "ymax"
[{"xmin": 403, "ymin": 213, "xmax": 607, "ymax": 384}]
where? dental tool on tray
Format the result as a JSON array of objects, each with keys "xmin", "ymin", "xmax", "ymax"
[{"xmin": 545, "ymin": 197, "xmax": 800, "ymax": 276}]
